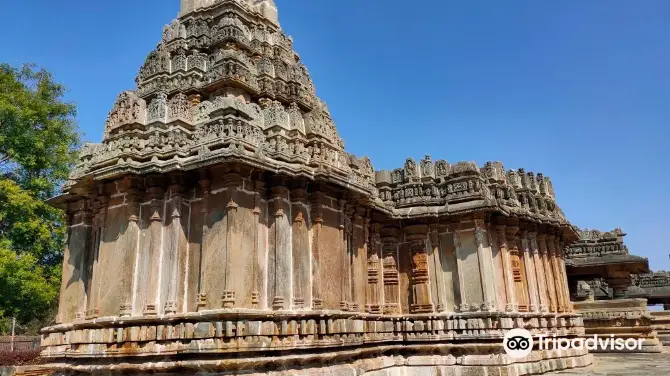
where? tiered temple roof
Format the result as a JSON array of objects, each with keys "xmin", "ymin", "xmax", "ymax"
[
  {"xmin": 566, "ymin": 228, "xmax": 648, "ymax": 271},
  {"xmin": 58, "ymin": 0, "xmax": 576, "ymax": 240}
]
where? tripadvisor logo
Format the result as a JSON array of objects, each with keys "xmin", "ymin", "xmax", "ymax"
[
  {"xmin": 504, "ymin": 329, "xmax": 534, "ymax": 358},
  {"xmin": 503, "ymin": 328, "xmax": 645, "ymax": 358}
]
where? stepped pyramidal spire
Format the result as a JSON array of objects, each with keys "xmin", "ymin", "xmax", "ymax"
[{"xmin": 70, "ymin": 0, "xmax": 369, "ymax": 193}]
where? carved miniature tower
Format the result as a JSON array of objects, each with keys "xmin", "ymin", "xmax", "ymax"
[{"xmin": 42, "ymin": 1, "xmax": 592, "ymax": 375}]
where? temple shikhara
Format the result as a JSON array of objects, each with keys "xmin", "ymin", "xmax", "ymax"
[{"xmin": 47, "ymin": 0, "xmax": 670, "ymax": 374}]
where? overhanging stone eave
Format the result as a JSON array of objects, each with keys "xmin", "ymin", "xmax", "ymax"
[
  {"xmin": 74, "ymin": 150, "xmax": 378, "ymax": 201},
  {"xmin": 46, "ymin": 175, "xmax": 98, "ymax": 209},
  {"xmin": 646, "ymin": 286, "xmax": 670, "ymax": 298},
  {"xmin": 567, "ymin": 256, "xmax": 649, "ymax": 275}
]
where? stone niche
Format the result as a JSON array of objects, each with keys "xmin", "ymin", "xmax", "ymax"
[{"xmin": 41, "ymin": 1, "xmax": 592, "ymax": 375}]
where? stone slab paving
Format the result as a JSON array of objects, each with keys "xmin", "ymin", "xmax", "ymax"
[{"xmin": 553, "ymin": 352, "xmax": 670, "ymax": 376}]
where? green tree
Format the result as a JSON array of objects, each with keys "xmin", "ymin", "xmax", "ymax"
[{"xmin": 0, "ymin": 63, "xmax": 80, "ymax": 334}]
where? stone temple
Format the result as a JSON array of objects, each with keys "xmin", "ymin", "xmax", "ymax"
[{"xmin": 41, "ymin": 1, "xmax": 593, "ymax": 375}]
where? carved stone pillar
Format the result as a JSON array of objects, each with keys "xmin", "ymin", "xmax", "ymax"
[
  {"xmin": 556, "ymin": 238, "xmax": 571, "ymax": 311},
  {"xmin": 123, "ymin": 182, "xmax": 144, "ymax": 317},
  {"xmin": 270, "ymin": 185, "xmax": 291, "ymax": 310},
  {"xmin": 429, "ymin": 226, "xmax": 446, "ymax": 312},
  {"xmin": 221, "ymin": 170, "xmax": 242, "ymax": 309},
  {"xmin": 529, "ymin": 232, "xmax": 548, "ymax": 312},
  {"xmin": 310, "ymin": 191, "xmax": 324, "ymax": 310},
  {"xmin": 196, "ymin": 175, "xmax": 210, "ymax": 311},
  {"xmin": 57, "ymin": 200, "xmax": 93, "ymax": 324},
  {"xmin": 339, "ymin": 200, "xmax": 352, "ymax": 311},
  {"xmin": 453, "ymin": 231, "xmax": 469, "ymax": 312},
  {"xmin": 555, "ymin": 238, "xmax": 572, "ymax": 312},
  {"xmin": 496, "ymin": 225, "xmax": 517, "ymax": 312},
  {"xmin": 537, "ymin": 234, "xmax": 557, "ymax": 312},
  {"xmin": 251, "ymin": 180, "xmax": 264, "ymax": 309},
  {"xmin": 162, "ymin": 173, "xmax": 188, "ymax": 314},
  {"xmin": 291, "ymin": 187, "xmax": 311, "ymax": 309},
  {"xmin": 382, "ymin": 229, "xmax": 400, "ymax": 314},
  {"xmin": 366, "ymin": 223, "xmax": 382, "ymax": 314},
  {"xmin": 407, "ymin": 234, "xmax": 433, "ymax": 314},
  {"xmin": 112, "ymin": 178, "xmax": 140, "ymax": 318},
  {"xmin": 507, "ymin": 226, "xmax": 530, "ymax": 312},
  {"xmin": 607, "ymin": 270, "xmax": 632, "ymax": 300},
  {"xmin": 85, "ymin": 190, "xmax": 107, "ymax": 320},
  {"xmin": 547, "ymin": 234, "xmax": 566, "ymax": 312},
  {"xmin": 144, "ymin": 177, "xmax": 165, "ymax": 316},
  {"xmin": 474, "ymin": 220, "xmax": 496, "ymax": 311},
  {"xmin": 521, "ymin": 230, "xmax": 540, "ymax": 312},
  {"xmin": 349, "ymin": 207, "xmax": 368, "ymax": 312}
]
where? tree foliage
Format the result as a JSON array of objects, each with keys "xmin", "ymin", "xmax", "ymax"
[{"xmin": 0, "ymin": 63, "xmax": 80, "ymax": 334}]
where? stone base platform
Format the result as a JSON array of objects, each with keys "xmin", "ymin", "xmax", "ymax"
[
  {"xmin": 651, "ymin": 310, "xmax": 670, "ymax": 346},
  {"xmin": 38, "ymin": 310, "xmax": 592, "ymax": 376},
  {"xmin": 37, "ymin": 349, "xmax": 594, "ymax": 376},
  {"xmin": 555, "ymin": 351, "xmax": 670, "ymax": 376},
  {"xmin": 573, "ymin": 299, "xmax": 663, "ymax": 353}
]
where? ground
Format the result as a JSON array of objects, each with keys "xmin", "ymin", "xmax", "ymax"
[{"xmin": 555, "ymin": 351, "xmax": 670, "ymax": 376}]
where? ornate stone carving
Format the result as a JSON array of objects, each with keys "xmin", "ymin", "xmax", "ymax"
[
  {"xmin": 103, "ymin": 91, "xmax": 146, "ymax": 138},
  {"xmin": 45, "ymin": 1, "xmax": 591, "ymax": 375},
  {"xmin": 147, "ymin": 92, "xmax": 168, "ymax": 123}
]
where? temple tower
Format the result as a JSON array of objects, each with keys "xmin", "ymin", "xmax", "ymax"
[{"xmin": 41, "ymin": 1, "xmax": 592, "ymax": 375}]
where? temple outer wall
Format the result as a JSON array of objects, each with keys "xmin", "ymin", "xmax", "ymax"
[{"xmin": 56, "ymin": 171, "xmax": 576, "ymax": 324}]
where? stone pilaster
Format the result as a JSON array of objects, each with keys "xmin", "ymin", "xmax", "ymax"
[
  {"xmin": 496, "ymin": 225, "xmax": 517, "ymax": 312},
  {"xmin": 406, "ymin": 226, "xmax": 433, "ymax": 314},
  {"xmin": 382, "ymin": 229, "xmax": 400, "ymax": 314},
  {"xmin": 109, "ymin": 177, "xmax": 141, "ymax": 318},
  {"xmin": 474, "ymin": 219, "xmax": 496, "ymax": 311},
  {"xmin": 310, "ymin": 191, "xmax": 324, "ymax": 310},
  {"xmin": 196, "ymin": 175, "xmax": 210, "ymax": 312},
  {"xmin": 270, "ymin": 185, "xmax": 291, "ymax": 310},
  {"xmin": 125, "ymin": 181, "xmax": 145, "ymax": 317},
  {"xmin": 57, "ymin": 199, "xmax": 93, "ymax": 324},
  {"xmin": 547, "ymin": 234, "xmax": 566, "ymax": 312},
  {"xmin": 366, "ymin": 223, "xmax": 382, "ymax": 314},
  {"xmin": 507, "ymin": 226, "xmax": 530, "ymax": 312},
  {"xmin": 555, "ymin": 238, "xmax": 572, "ymax": 312},
  {"xmin": 251, "ymin": 180, "xmax": 264, "ymax": 309},
  {"xmin": 221, "ymin": 170, "xmax": 242, "ymax": 309},
  {"xmin": 453, "ymin": 231, "xmax": 469, "ymax": 312},
  {"xmin": 143, "ymin": 176, "xmax": 165, "ymax": 316},
  {"xmin": 429, "ymin": 226, "xmax": 446, "ymax": 312},
  {"xmin": 163, "ymin": 173, "xmax": 188, "ymax": 314},
  {"xmin": 352, "ymin": 207, "xmax": 369, "ymax": 312},
  {"xmin": 537, "ymin": 234, "xmax": 557, "ymax": 312},
  {"xmin": 291, "ymin": 187, "xmax": 311, "ymax": 309},
  {"xmin": 521, "ymin": 230, "xmax": 540, "ymax": 312},
  {"xmin": 85, "ymin": 190, "xmax": 107, "ymax": 320},
  {"xmin": 529, "ymin": 232, "xmax": 548, "ymax": 312},
  {"xmin": 339, "ymin": 200, "xmax": 352, "ymax": 311}
]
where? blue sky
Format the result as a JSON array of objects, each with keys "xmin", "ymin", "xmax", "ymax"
[{"xmin": 1, "ymin": 1, "xmax": 668, "ymax": 274}]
